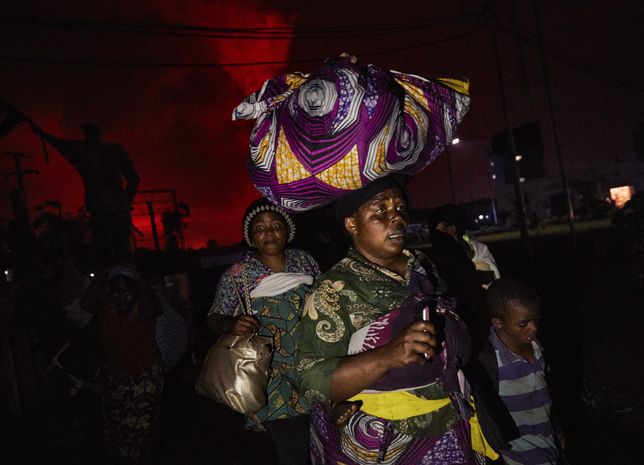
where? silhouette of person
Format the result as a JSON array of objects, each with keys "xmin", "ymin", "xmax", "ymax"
[{"xmin": 31, "ymin": 122, "xmax": 140, "ymax": 262}]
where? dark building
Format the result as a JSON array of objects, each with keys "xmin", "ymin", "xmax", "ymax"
[{"xmin": 490, "ymin": 121, "xmax": 545, "ymax": 185}]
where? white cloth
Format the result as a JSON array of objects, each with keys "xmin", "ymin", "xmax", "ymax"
[
  {"xmin": 470, "ymin": 238, "xmax": 501, "ymax": 279},
  {"xmin": 249, "ymin": 272, "xmax": 314, "ymax": 299}
]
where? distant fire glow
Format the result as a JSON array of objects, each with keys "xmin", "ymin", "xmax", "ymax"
[
  {"xmin": 610, "ymin": 185, "xmax": 634, "ymax": 208},
  {"xmin": 0, "ymin": 1, "xmax": 296, "ymax": 249}
]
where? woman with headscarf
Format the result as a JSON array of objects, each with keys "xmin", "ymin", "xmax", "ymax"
[
  {"xmin": 296, "ymin": 177, "xmax": 489, "ymax": 465},
  {"xmin": 207, "ymin": 198, "xmax": 321, "ymax": 465},
  {"xmin": 79, "ymin": 265, "xmax": 164, "ymax": 464}
]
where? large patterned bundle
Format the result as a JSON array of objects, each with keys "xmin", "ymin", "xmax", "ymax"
[{"xmin": 233, "ymin": 55, "xmax": 470, "ymax": 212}]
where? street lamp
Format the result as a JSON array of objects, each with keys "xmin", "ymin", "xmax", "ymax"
[{"xmin": 445, "ymin": 138, "xmax": 459, "ymax": 204}]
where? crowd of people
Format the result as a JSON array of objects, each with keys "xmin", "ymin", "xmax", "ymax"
[
  {"xmin": 196, "ymin": 176, "xmax": 566, "ymax": 465},
  {"xmin": 1, "ymin": 120, "xmax": 189, "ymax": 464},
  {"xmin": 1, "ymin": 170, "xmax": 574, "ymax": 465},
  {"xmin": 2, "ymin": 56, "xmax": 575, "ymax": 465}
]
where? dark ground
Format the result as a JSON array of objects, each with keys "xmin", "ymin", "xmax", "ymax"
[{"xmin": 2, "ymin": 226, "xmax": 643, "ymax": 465}]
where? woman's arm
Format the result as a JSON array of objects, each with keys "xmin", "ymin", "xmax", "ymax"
[
  {"xmin": 329, "ymin": 320, "xmax": 437, "ymax": 403},
  {"xmin": 297, "ymin": 280, "xmax": 439, "ymax": 405},
  {"xmin": 207, "ymin": 313, "xmax": 258, "ymax": 336},
  {"xmin": 207, "ymin": 313, "xmax": 231, "ymax": 335},
  {"xmin": 78, "ymin": 269, "xmax": 109, "ymax": 312},
  {"xmin": 208, "ymin": 267, "xmax": 259, "ymax": 336}
]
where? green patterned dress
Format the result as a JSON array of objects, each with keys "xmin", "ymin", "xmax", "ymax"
[
  {"xmin": 246, "ymin": 282, "xmax": 312, "ymax": 430},
  {"xmin": 296, "ymin": 248, "xmax": 482, "ymax": 464}
]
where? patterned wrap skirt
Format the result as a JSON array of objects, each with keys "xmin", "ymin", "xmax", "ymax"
[
  {"xmin": 309, "ymin": 401, "xmax": 481, "ymax": 465},
  {"xmin": 101, "ymin": 361, "xmax": 164, "ymax": 463}
]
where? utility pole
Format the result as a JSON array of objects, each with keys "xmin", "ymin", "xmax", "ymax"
[
  {"xmin": 532, "ymin": 0, "xmax": 577, "ymax": 248},
  {"xmin": 445, "ymin": 146, "xmax": 457, "ymax": 204},
  {"xmin": 146, "ymin": 201, "xmax": 161, "ymax": 252},
  {"xmin": 132, "ymin": 189, "xmax": 181, "ymax": 252},
  {"xmin": 0, "ymin": 152, "xmax": 38, "ymax": 222},
  {"xmin": 491, "ymin": 25, "xmax": 533, "ymax": 257},
  {"xmin": 487, "ymin": 148, "xmax": 499, "ymax": 225},
  {"xmin": 1, "ymin": 152, "xmax": 38, "ymax": 277}
]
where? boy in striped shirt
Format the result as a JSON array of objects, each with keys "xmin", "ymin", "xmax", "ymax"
[{"xmin": 480, "ymin": 277, "xmax": 564, "ymax": 465}]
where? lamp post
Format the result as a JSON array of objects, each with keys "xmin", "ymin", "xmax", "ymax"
[
  {"xmin": 532, "ymin": 0, "xmax": 576, "ymax": 248},
  {"xmin": 492, "ymin": 24, "xmax": 532, "ymax": 257},
  {"xmin": 488, "ymin": 155, "xmax": 499, "ymax": 225},
  {"xmin": 445, "ymin": 138, "xmax": 459, "ymax": 204}
]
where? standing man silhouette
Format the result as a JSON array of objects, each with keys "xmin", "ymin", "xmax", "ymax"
[{"xmin": 32, "ymin": 122, "xmax": 140, "ymax": 262}]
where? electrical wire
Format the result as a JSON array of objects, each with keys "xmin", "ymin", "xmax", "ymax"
[
  {"xmin": 2, "ymin": 8, "xmax": 640, "ymax": 93},
  {"xmin": 464, "ymin": 5, "xmax": 644, "ymax": 94},
  {"xmin": 0, "ymin": 14, "xmax": 477, "ymax": 40},
  {"xmin": 0, "ymin": 30, "xmax": 475, "ymax": 68}
]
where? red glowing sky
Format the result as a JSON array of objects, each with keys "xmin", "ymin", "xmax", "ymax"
[{"xmin": 2, "ymin": 1, "xmax": 643, "ymax": 247}]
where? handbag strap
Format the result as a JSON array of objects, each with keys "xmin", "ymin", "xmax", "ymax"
[{"xmin": 232, "ymin": 263, "xmax": 254, "ymax": 317}]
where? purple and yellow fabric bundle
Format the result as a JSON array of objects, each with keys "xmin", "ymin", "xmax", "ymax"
[{"xmin": 233, "ymin": 55, "xmax": 470, "ymax": 212}]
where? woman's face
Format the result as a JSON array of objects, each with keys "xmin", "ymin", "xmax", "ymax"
[
  {"xmin": 251, "ymin": 211, "xmax": 287, "ymax": 257},
  {"xmin": 107, "ymin": 276, "xmax": 139, "ymax": 313},
  {"xmin": 345, "ymin": 187, "xmax": 408, "ymax": 265}
]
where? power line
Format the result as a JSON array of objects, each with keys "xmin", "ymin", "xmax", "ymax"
[
  {"xmin": 0, "ymin": 14, "xmax": 476, "ymax": 40},
  {"xmin": 0, "ymin": 30, "xmax": 475, "ymax": 68},
  {"xmin": 453, "ymin": 23, "xmax": 478, "ymax": 76},
  {"xmin": 464, "ymin": 7, "xmax": 644, "ymax": 94},
  {"xmin": 5, "ymin": 9, "xmax": 637, "ymax": 94}
]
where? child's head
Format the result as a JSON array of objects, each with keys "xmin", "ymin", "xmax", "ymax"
[{"xmin": 486, "ymin": 277, "xmax": 541, "ymax": 350}]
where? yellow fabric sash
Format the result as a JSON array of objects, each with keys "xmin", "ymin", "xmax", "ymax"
[
  {"xmin": 348, "ymin": 391, "xmax": 450, "ymax": 420},
  {"xmin": 347, "ymin": 391, "xmax": 499, "ymax": 460},
  {"xmin": 469, "ymin": 410, "xmax": 500, "ymax": 460}
]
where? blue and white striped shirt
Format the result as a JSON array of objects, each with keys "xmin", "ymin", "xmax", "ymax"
[{"xmin": 489, "ymin": 327, "xmax": 559, "ymax": 465}]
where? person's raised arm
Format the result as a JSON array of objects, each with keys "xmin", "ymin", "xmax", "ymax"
[
  {"xmin": 78, "ymin": 269, "xmax": 109, "ymax": 312},
  {"xmin": 30, "ymin": 123, "xmax": 77, "ymax": 163}
]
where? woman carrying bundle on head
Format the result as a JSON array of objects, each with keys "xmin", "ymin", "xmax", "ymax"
[
  {"xmin": 296, "ymin": 177, "xmax": 492, "ymax": 465},
  {"xmin": 230, "ymin": 54, "xmax": 488, "ymax": 464}
]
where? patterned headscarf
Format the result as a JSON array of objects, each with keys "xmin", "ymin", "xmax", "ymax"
[
  {"xmin": 233, "ymin": 54, "xmax": 470, "ymax": 213},
  {"xmin": 242, "ymin": 198, "xmax": 296, "ymax": 247}
]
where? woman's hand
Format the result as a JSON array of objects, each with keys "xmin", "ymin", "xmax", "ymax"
[
  {"xmin": 329, "ymin": 320, "xmax": 438, "ymax": 403},
  {"xmin": 382, "ymin": 321, "xmax": 438, "ymax": 369},
  {"xmin": 227, "ymin": 315, "xmax": 260, "ymax": 336},
  {"xmin": 207, "ymin": 313, "xmax": 259, "ymax": 336}
]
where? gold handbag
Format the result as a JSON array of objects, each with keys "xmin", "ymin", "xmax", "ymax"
[
  {"xmin": 195, "ymin": 331, "xmax": 273, "ymax": 413},
  {"xmin": 195, "ymin": 266, "xmax": 274, "ymax": 414}
]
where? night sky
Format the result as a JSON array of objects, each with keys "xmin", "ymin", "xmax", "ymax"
[{"xmin": 2, "ymin": 0, "xmax": 643, "ymax": 247}]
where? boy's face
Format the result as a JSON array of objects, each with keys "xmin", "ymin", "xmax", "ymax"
[{"xmin": 493, "ymin": 302, "xmax": 540, "ymax": 352}]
